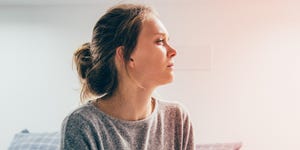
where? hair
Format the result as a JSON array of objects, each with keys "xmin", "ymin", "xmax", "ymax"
[{"xmin": 73, "ymin": 3, "xmax": 155, "ymax": 102}]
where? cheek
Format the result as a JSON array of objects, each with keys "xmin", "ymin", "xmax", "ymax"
[
  {"xmin": 132, "ymin": 46, "xmax": 167, "ymax": 70},
  {"xmin": 133, "ymin": 56, "xmax": 164, "ymax": 76},
  {"xmin": 137, "ymin": 56, "xmax": 160, "ymax": 70}
]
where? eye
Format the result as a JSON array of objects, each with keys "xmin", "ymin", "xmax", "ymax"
[{"xmin": 156, "ymin": 39, "xmax": 165, "ymax": 45}]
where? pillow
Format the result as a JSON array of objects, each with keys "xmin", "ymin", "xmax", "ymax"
[
  {"xmin": 196, "ymin": 142, "xmax": 242, "ymax": 150},
  {"xmin": 8, "ymin": 129, "xmax": 60, "ymax": 150}
]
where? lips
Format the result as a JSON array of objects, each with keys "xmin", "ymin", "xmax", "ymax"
[{"xmin": 167, "ymin": 63, "xmax": 174, "ymax": 67}]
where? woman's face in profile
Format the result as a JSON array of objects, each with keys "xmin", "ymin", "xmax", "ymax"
[{"xmin": 129, "ymin": 15, "xmax": 177, "ymax": 88}]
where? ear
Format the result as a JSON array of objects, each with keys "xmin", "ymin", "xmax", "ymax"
[
  {"xmin": 128, "ymin": 57, "xmax": 135, "ymax": 68},
  {"xmin": 115, "ymin": 46, "xmax": 136, "ymax": 69},
  {"xmin": 115, "ymin": 46, "xmax": 125, "ymax": 66}
]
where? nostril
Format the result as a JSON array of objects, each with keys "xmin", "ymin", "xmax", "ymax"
[
  {"xmin": 170, "ymin": 52, "xmax": 176, "ymax": 58},
  {"xmin": 167, "ymin": 45, "xmax": 177, "ymax": 57},
  {"xmin": 168, "ymin": 48, "xmax": 177, "ymax": 58}
]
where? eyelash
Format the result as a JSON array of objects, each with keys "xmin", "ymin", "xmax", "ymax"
[{"xmin": 156, "ymin": 39, "xmax": 165, "ymax": 44}]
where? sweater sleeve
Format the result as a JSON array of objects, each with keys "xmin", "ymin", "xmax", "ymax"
[
  {"xmin": 182, "ymin": 113, "xmax": 195, "ymax": 150},
  {"xmin": 178, "ymin": 103, "xmax": 195, "ymax": 150},
  {"xmin": 60, "ymin": 113, "xmax": 100, "ymax": 150}
]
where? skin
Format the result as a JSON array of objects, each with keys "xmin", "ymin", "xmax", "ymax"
[{"xmin": 95, "ymin": 14, "xmax": 177, "ymax": 121}]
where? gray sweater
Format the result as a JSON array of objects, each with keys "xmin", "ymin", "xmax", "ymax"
[{"xmin": 60, "ymin": 99, "xmax": 194, "ymax": 150}]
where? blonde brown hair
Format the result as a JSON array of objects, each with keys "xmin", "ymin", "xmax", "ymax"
[{"xmin": 73, "ymin": 4, "xmax": 155, "ymax": 102}]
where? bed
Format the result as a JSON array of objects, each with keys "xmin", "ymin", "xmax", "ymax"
[{"xmin": 8, "ymin": 129, "xmax": 242, "ymax": 150}]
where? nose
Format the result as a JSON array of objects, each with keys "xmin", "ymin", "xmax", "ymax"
[{"xmin": 167, "ymin": 45, "xmax": 177, "ymax": 58}]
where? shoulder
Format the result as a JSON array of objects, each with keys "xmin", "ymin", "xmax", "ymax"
[
  {"xmin": 61, "ymin": 102, "xmax": 98, "ymax": 129},
  {"xmin": 155, "ymin": 99, "xmax": 195, "ymax": 149},
  {"xmin": 60, "ymin": 102, "xmax": 101, "ymax": 149},
  {"xmin": 156, "ymin": 99, "xmax": 191, "ymax": 120}
]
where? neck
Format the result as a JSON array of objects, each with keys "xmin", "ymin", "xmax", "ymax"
[{"xmin": 97, "ymin": 84, "xmax": 156, "ymax": 121}]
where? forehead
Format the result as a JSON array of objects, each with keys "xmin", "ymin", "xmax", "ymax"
[{"xmin": 140, "ymin": 15, "xmax": 168, "ymax": 37}]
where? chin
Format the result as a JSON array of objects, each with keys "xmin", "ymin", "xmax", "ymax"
[
  {"xmin": 160, "ymin": 75, "xmax": 175, "ymax": 85},
  {"xmin": 150, "ymin": 73, "xmax": 175, "ymax": 87}
]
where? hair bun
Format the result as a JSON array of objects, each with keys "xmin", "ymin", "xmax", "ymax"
[{"xmin": 73, "ymin": 42, "xmax": 93, "ymax": 80}]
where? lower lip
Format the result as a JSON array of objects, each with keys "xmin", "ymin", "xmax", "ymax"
[{"xmin": 167, "ymin": 66, "xmax": 174, "ymax": 69}]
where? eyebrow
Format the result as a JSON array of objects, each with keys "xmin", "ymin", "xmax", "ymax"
[
  {"xmin": 154, "ymin": 33, "xmax": 167, "ymax": 36},
  {"xmin": 153, "ymin": 33, "xmax": 170, "ymax": 40}
]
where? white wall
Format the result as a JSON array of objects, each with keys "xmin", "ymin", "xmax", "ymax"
[
  {"xmin": 0, "ymin": 3, "xmax": 114, "ymax": 149},
  {"xmin": 1, "ymin": 0, "xmax": 300, "ymax": 150}
]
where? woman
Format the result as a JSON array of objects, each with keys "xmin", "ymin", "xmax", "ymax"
[{"xmin": 61, "ymin": 3, "xmax": 194, "ymax": 150}]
